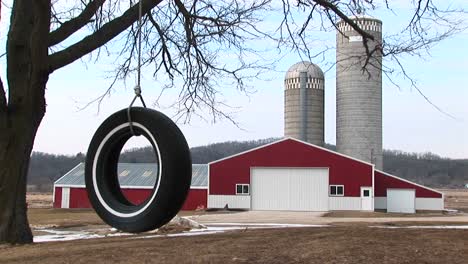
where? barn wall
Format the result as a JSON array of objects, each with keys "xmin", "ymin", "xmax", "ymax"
[
  {"xmin": 329, "ymin": 197, "xmax": 361, "ymax": 210},
  {"xmin": 374, "ymin": 171, "xmax": 442, "ymax": 198},
  {"xmin": 210, "ymin": 139, "xmax": 373, "ymax": 197},
  {"xmin": 69, "ymin": 188, "xmax": 92, "ymax": 208},
  {"xmin": 208, "ymin": 195, "xmax": 250, "ymax": 209},
  {"xmin": 415, "ymin": 198, "xmax": 444, "ymax": 210},
  {"xmin": 122, "ymin": 189, "xmax": 152, "ymax": 206},
  {"xmin": 374, "ymin": 197, "xmax": 386, "ymax": 209},
  {"xmin": 374, "ymin": 197, "xmax": 443, "ymax": 211},
  {"xmin": 58, "ymin": 186, "xmax": 207, "ymax": 210},
  {"xmin": 181, "ymin": 189, "xmax": 208, "ymax": 210},
  {"xmin": 53, "ymin": 187, "xmax": 62, "ymax": 208}
]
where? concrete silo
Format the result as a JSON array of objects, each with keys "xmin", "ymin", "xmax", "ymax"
[
  {"xmin": 336, "ymin": 16, "xmax": 383, "ymax": 169},
  {"xmin": 284, "ymin": 61, "xmax": 324, "ymax": 146}
]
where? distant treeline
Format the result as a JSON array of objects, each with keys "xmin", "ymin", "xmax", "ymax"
[{"xmin": 27, "ymin": 138, "xmax": 468, "ymax": 191}]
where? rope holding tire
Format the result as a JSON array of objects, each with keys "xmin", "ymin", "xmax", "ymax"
[
  {"xmin": 85, "ymin": 2, "xmax": 191, "ymax": 232},
  {"xmin": 84, "ymin": 107, "xmax": 192, "ymax": 232}
]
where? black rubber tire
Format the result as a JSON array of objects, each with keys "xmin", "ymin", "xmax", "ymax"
[{"xmin": 85, "ymin": 107, "xmax": 192, "ymax": 233}]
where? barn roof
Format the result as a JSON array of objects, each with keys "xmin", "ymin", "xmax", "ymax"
[{"xmin": 54, "ymin": 163, "xmax": 208, "ymax": 189}]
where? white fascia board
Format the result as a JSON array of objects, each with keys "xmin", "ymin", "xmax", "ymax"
[
  {"xmin": 53, "ymin": 184, "xmax": 207, "ymax": 190},
  {"xmin": 375, "ymin": 169, "xmax": 444, "ymax": 195}
]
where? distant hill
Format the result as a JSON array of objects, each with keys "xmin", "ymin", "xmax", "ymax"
[{"xmin": 27, "ymin": 138, "xmax": 468, "ymax": 191}]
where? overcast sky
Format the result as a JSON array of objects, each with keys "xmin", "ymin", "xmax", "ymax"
[{"xmin": 1, "ymin": 1, "xmax": 467, "ymax": 159}]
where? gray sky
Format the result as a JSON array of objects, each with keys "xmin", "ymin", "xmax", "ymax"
[{"xmin": 1, "ymin": 1, "xmax": 467, "ymax": 158}]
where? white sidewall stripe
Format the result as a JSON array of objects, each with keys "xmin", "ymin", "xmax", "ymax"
[{"xmin": 92, "ymin": 122, "xmax": 162, "ymax": 218}]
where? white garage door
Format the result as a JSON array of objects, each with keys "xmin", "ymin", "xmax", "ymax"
[
  {"xmin": 387, "ymin": 189, "xmax": 415, "ymax": 213},
  {"xmin": 251, "ymin": 168, "xmax": 329, "ymax": 211}
]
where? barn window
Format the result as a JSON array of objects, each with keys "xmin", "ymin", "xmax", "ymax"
[
  {"xmin": 330, "ymin": 185, "xmax": 344, "ymax": 196},
  {"xmin": 236, "ymin": 184, "xmax": 249, "ymax": 195}
]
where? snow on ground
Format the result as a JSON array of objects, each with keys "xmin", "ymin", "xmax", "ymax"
[
  {"xmin": 33, "ymin": 223, "xmax": 328, "ymax": 243},
  {"xmin": 370, "ymin": 225, "xmax": 468, "ymax": 229},
  {"xmin": 34, "ymin": 223, "xmax": 468, "ymax": 243}
]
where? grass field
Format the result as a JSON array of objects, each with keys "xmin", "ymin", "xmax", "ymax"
[
  {"xmin": 2, "ymin": 225, "xmax": 468, "ymax": 263},
  {"xmin": 1, "ymin": 189, "xmax": 464, "ymax": 263}
]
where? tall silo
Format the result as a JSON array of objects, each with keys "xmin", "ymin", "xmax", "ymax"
[
  {"xmin": 336, "ymin": 16, "xmax": 383, "ymax": 169},
  {"xmin": 284, "ymin": 61, "xmax": 325, "ymax": 146}
]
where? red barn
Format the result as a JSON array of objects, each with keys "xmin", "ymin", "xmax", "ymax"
[
  {"xmin": 54, "ymin": 138, "xmax": 444, "ymax": 213},
  {"xmin": 207, "ymin": 138, "xmax": 443, "ymax": 213},
  {"xmin": 53, "ymin": 163, "xmax": 207, "ymax": 211}
]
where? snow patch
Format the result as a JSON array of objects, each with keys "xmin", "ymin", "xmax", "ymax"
[
  {"xmin": 205, "ymin": 223, "xmax": 329, "ymax": 228},
  {"xmin": 370, "ymin": 225, "xmax": 468, "ymax": 230},
  {"xmin": 33, "ymin": 229, "xmax": 104, "ymax": 243}
]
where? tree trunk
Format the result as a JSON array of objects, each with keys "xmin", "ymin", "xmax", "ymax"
[
  {"xmin": 0, "ymin": 0, "xmax": 50, "ymax": 244},
  {"xmin": 0, "ymin": 112, "xmax": 43, "ymax": 244}
]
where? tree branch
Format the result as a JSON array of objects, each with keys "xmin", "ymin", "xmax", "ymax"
[
  {"xmin": 48, "ymin": 0, "xmax": 106, "ymax": 47},
  {"xmin": 312, "ymin": 0, "xmax": 374, "ymax": 41},
  {"xmin": 48, "ymin": 0, "xmax": 163, "ymax": 72}
]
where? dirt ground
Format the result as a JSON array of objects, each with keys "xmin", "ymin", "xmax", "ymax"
[
  {"xmin": 1, "ymin": 226, "xmax": 468, "ymax": 264},
  {"xmin": 6, "ymin": 189, "xmax": 465, "ymax": 263}
]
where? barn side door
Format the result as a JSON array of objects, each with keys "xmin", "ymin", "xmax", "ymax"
[
  {"xmin": 360, "ymin": 187, "xmax": 373, "ymax": 211},
  {"xmin": 61, "ymin": 187, "xmax": 70, "ymax": 208}
]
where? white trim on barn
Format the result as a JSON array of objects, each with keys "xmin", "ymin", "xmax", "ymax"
[
  {"xmin": 55, "ymin": 184, "xmax": 208, "ymax": 190},
  {"xmin": 329, "ymin": 197, "xmax": 361, "ymax": 210},
  {"xmin": 207, "ymin": 195, "xmax": 250, "ymax": 209},
  {"xmin": 374, "ymin": 196, "xmax": 444, "ymax": 211},
  {"xmin": 415, "ymin": 198, "xmax": 444, "ymax": 210}
]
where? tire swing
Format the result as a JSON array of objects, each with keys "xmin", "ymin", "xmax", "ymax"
[{"xmin": 84, "ymin": 2, "xmax": 192, "ymax": 233}]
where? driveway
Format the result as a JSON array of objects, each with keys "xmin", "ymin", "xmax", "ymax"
[{"xmin": 188, "ymin": 211, "xmax": 468, "ymax": 226}]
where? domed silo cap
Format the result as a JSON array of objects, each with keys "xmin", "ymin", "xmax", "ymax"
[{"xmin": 285, "ymin": 61, "xmax": 324, "ymax": 80}]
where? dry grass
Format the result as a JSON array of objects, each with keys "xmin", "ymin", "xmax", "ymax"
[
  {"xmin": 2, "ymin": 226, "xmax": 468, "ymax": 263},
  {"xmin": 8, "ymin": 190, "xmax": 467, "ymax": 263},
  {"xmin": 441, "ymin": 189, "xmax": 468, "ymax": 212},
  {"xmin": 27, "ymin": 192, "xmax": 53, "ymax": 208}
]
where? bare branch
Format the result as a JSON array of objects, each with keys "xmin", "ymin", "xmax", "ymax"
[
  {"xmin": 312, "ymin": 0, "xmax": 374, "ymax": 41},
  {"xmin": 48, "ymin": 0, "xmax": 106, "ymax": 47},
  {"xmin": 48, "ymin": 0, "xmax": 163, "ymax": 72}
]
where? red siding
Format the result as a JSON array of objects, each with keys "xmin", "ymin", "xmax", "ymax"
[
  {"xmin": 374, "ymin": 171, "xmax": 442, "ymax": 198},
  {"xmin": 61, "ymin": 187, "xmax": 207, "ymax": 210},
  {"xmin": 181, "ymin": 189, "xmax": 207, "ymax": 210},
  {"xmin": 122, "ymin": 189, "xmax": 152, "ymax": 205},
  {"xmin": 53, "ymin": 187, "xmax": 62, "ymax": 208},
  {"xmin": 69, "ymin": 188, "xmax": 92, "ymax": 208},
  {"xmin": 210, "ymin": 139, "xmax": 373, "ymax": 197}
]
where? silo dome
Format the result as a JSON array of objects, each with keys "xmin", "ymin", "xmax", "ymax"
[
  {"xmin": 285, "ymin": 61, "xmax": 324, "ymax": 82},
  {"xmin": 284, "ymin": 61, "xmax": 325, "ymax": 146}
]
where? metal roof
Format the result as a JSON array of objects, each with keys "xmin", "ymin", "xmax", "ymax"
[
  {"xmin": 54, "ymin": 163, "xmax": 208, "ymax": 188},
  {"xmin": 285, "ymin": 61, "xmax": 324, "ymax": 80}
]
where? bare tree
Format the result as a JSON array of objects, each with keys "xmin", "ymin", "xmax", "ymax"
[
  {"xmin": 279, "ymin": 0, "xmax": 465, "ymax": 117},
  {"xmin": 0, "ymin": 0, "xmax": 465, "ymax": 244}
]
